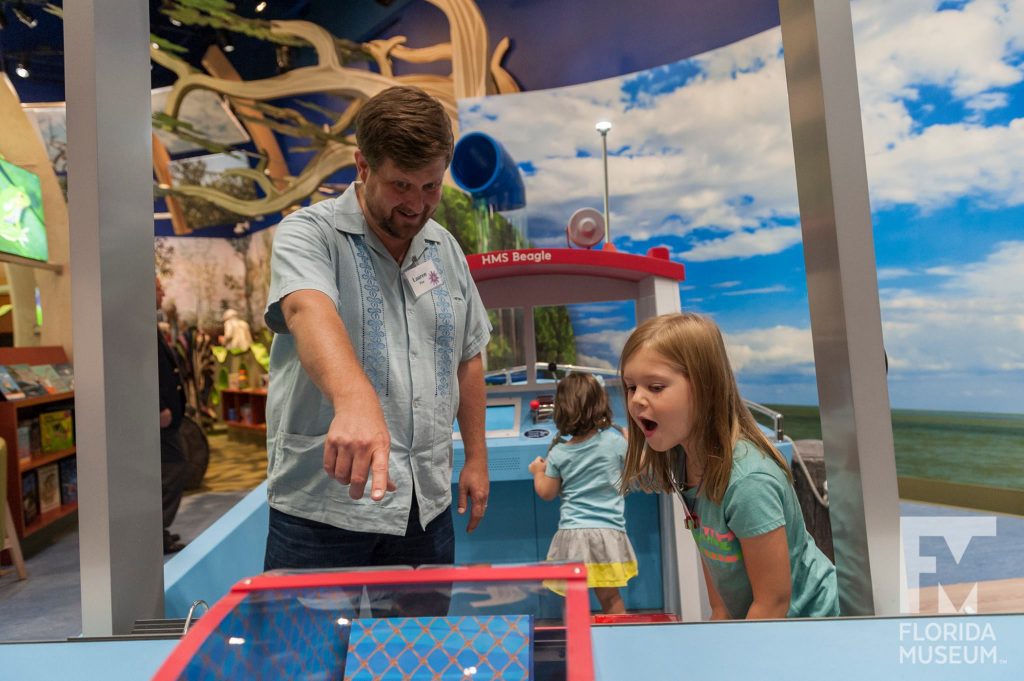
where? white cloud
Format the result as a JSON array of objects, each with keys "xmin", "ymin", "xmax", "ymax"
[
  {"xmin": 574, "ymin": 328, "xmax": 636, "ymax": 365},
  {"xmin": 877, "ymin": 267, "xmax": 914, "ymax": 280},
  {"xmin": 866, "ymin": 120, "xmax": 1024, "ymax": 211},
  {"xmin": 678, "ymin": 226, "xmax": 802, "ymax": 262},
  {"xmin": 574, "ymin": 353, "xmax": 616, "ymax": 371},
  {"xmin": 574, "ymin": 315, "xmax": 630, "ymax": 328},
  {"xmin": 852, "ymin": 0, "xmax": 1024, "ymax": 212},
  {"xmin": 571, "ymin": 303, "xmax": 627, "ymax": 315},
  {"xmin": 879, "ymin": 241, "xmax": 1024, "ymax": 376},
  {"xmin": 723, "ymin": 285, "xmax": 788, "ymax": 297},
  {"xmin": 724, "ymin": 325, "xmax": 815, "ymax": 374},
  {"xmin": 966, "ymin": 92, "xmax": 1009, "ymax": 113}
]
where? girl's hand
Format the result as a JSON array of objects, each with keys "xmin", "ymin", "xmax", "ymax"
[{"xmin": 528, "ymin": 456, "xmax": 546, "ymax": 475}]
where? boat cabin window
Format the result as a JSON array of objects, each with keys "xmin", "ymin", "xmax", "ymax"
[{"xmin": 483, "ymin": 302, "xmax": 634, "ymax": 388}]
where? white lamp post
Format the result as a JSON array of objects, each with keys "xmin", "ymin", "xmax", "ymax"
[{"xmin": 595, "ymin": 120, "xmax": 612, "ymax": 246}]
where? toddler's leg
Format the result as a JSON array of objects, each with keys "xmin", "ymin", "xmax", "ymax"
[{"xmin": 594, "ymin": 587, "xmax": 625, "ymax": 614}]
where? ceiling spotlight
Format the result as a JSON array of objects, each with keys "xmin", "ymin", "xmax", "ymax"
[
  {"xmin": 15, "ymin": 61, "xmax": 30, "ymax": 78},
  {"xmin": 255, "ymin": 1, "xmax": 268, "ymax": 13},
  {"xmin": 13, "ymin": 3, "xmax": 36, "ymax": 28},
  {"xmin": 217, "ymin": 29, "xmax": 235, "ymax": 53}
]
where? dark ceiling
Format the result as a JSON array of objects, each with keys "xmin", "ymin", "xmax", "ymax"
[{"xmin": 0, "ymin": 0, "xmax": 411, "ymax": 103}]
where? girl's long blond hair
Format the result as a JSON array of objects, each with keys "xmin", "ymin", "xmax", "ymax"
[{"xmin": 618, "ymin": 312, "xmax": 790, "ymax": 504}]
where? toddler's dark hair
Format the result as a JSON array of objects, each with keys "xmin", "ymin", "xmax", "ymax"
[{"xmin": 553, "ymin": 372, "xmax": 613, "ymax": 438}]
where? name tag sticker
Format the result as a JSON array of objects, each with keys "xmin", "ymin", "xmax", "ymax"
[{"xmin": 404, "ymin": 259, "xmax": 443, "ymax": 298}]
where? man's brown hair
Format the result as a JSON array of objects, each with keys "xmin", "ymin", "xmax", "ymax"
[{"xmin": 354, "ymin": 86, "xmax": 454, "ymax": 171}]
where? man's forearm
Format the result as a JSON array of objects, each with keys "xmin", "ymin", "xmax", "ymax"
[{"xmin": 456, "ymin": 354, "xmax": 487, "ymax": 464}]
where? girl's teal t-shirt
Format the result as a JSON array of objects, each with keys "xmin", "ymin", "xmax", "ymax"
[{"xmin": 681, "ymin": 439, "xmax": 839, "ymax": 618}]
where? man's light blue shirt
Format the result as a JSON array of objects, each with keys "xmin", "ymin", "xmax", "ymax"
[{"xmin": 264, "ymin": 183, "xmax": 491, "ymax": 535}]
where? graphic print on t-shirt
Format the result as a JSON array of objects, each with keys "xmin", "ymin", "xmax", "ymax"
[{"xmin": 694, "ymin": 525, "xmax": 742, "ymax": 564}]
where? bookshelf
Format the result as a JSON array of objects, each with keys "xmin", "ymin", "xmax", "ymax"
[
  {"xmin": 0, "ymin": 346, "xmax": 76, "ymax": 539},
  {"xmin": 220, "ymin": 388, "xmax": 267, "ymax": 441}
]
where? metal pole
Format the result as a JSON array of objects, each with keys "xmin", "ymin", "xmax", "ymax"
[
  {"xmin": 66, "ymin": 0, "xmax": 165, "ymax": 634},
  {"xmin": 600, "ymin": 131, "xmax": 611, "ymax": 244},
  {"xmin": 779, "ymin": 0, "xmax": 900, "ymax": 616}
]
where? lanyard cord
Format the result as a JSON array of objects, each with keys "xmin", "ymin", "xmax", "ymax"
[{"xmin": 673, "ymin": 450, "xmax": 703, "ymax": 529}]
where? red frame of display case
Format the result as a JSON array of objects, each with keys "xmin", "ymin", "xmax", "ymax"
[{"xmin": 152, "ymin": 563, "xmax": 595, "ymax": 681}]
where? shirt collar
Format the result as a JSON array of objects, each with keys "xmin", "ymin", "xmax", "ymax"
[{"xmin": 333, "ymin": 182, "xmax": 440, "ymax": 265}]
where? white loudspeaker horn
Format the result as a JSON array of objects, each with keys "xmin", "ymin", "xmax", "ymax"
[{"xmin": 566, "ymin": 207, "xmax": 605, "ymax": 249}]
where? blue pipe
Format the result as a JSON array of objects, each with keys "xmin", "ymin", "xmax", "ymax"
[{"xmin": 450, "ymin": 132, "xmax": 526, "ymax": 211}]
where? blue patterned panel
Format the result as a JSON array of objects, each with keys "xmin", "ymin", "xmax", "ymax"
[
  {"xmin": 427, "ymin": 243, "xmax": 455, "ymax": 399},
  {"xmin": 178, "ymin": 588, "xmax": 357, "ymax": 681},
  {"xmin": 344, "ymin": 615, "xmax": 533, "ymax": 681},
  {"xmin": 352, "ymin": 235, "xmax": 390, "ymax": 396}
]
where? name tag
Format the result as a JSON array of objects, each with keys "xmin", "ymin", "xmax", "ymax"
[{"xmin": 404, "ymin": 259, "xmax": 443, "ymax": 298}]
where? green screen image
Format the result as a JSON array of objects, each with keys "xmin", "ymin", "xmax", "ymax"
[{"xmin": 0, "ymin": 158, "xmax": 49, "ymax": 262}]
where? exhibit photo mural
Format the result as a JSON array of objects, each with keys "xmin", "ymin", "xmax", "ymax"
[{"xmin": 454, "ymin": 0, "xmax": 1024, "ymax": 490}]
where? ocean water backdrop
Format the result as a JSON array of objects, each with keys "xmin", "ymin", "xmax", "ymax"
[{"xmin": 768, "ymin": 405, "xmax": 1024, "ymax": 492}]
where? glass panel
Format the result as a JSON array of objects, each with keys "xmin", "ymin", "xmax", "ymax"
[
  {"xmin": 538, "ymin": 301, "xmax": 635, "ymax": 380},
  {"xmin": 168, "ymin": 565, "xmax": 591, "ymax": 681},
  {"xmin": 485, "ymin": 307, "xmax": 525, "ymax": 380}
]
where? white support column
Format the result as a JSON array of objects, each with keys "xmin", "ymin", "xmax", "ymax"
[
  {"xmin": 65, "ymin": 0, "xmax": 164, "ymax": 634},
  {"xmin": 779, "ymin": 0, "xmax": 900, "ymax": 616},
  {"xmin": 636, "ymin": 275, "xmax": 681, "ymax": 322}
]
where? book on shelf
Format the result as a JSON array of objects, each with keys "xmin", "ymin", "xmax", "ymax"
[
  {"xmin": 37, "ymin": 463, "xmax": 61, "ymax": 514},
  {"xmin": 18, "ymin": 418, "xmax": 43, "ymax": 457},
  {"xmin": 39, "ymin": 409, "xmax": 74, "ymax": 453},
  {"xmin": 21, "ymin": 470, "xmax": 39, "ymax": 526},
  {"xmin": 16, "ymin": 419, "xmax": 33, "ymax": 460},
  {"xmin": 30, "ymin": 364, "xmax": 65, "ymax": 394},
  {"xmin": 7, "ymin": 363, "xmax": 48, "ymax": 398},
  {"xmin": 54, "ymin": 362, "xmax": 75, "ymax": 391},
  {"xmin": 0, "ymin": 365, "xmax": 26, "ymax": 400},
  {"xmin": 59, "ymin": 456, "xmax": 78, "ymax": 505}
]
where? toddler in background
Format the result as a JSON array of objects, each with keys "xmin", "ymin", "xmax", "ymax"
[{"xmin": 528, "ymin": 372, "xmax": 636, "ymax": 614}]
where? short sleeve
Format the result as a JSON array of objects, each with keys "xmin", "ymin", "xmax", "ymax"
[
  {"xmin": 264, "ymin": 214, "xmax": 341, "ymax": 334},
  {"xmin": 446, "ymin": 236, "xmax": 491, "ymax": 361},
  {"xmin": 545, "ymin": 445, "xmax": 564, "ymax": 479},
  {"xmin": 722, "ymin": 472, "xmax": 787, "ymax": 538}
]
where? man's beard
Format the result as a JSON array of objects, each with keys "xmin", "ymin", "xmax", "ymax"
[{"xmin": 375, "ymin": 206, "xmax": 430, "ymax": 239}]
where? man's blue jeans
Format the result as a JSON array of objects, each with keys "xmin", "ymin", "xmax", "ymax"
[{"xmin": 264, "ymin": 496, "xmax": 455, "ymax": 617}]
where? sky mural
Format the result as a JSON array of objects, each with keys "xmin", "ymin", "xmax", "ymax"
[{"xmin": 457, "ymin": 0, "xmax": 1024, "ymax": 415}]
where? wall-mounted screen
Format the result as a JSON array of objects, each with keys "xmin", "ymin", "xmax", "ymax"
[
  {"xmin": 0, "ymin": 158, "xmax": 49, "ymax": 262},
  {"xmin": 452, "ymin": 398, "xmax": 521, "ymax": 440}
]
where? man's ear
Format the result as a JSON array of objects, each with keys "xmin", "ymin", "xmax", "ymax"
[{"xmin": 354, "ymin": 150, "xmax": 369, "ymax": 182}]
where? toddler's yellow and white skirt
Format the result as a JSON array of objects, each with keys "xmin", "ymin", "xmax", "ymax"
[{"xmin": 545, "ymin": 528, "xmax": 638, "ymax": 595}]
